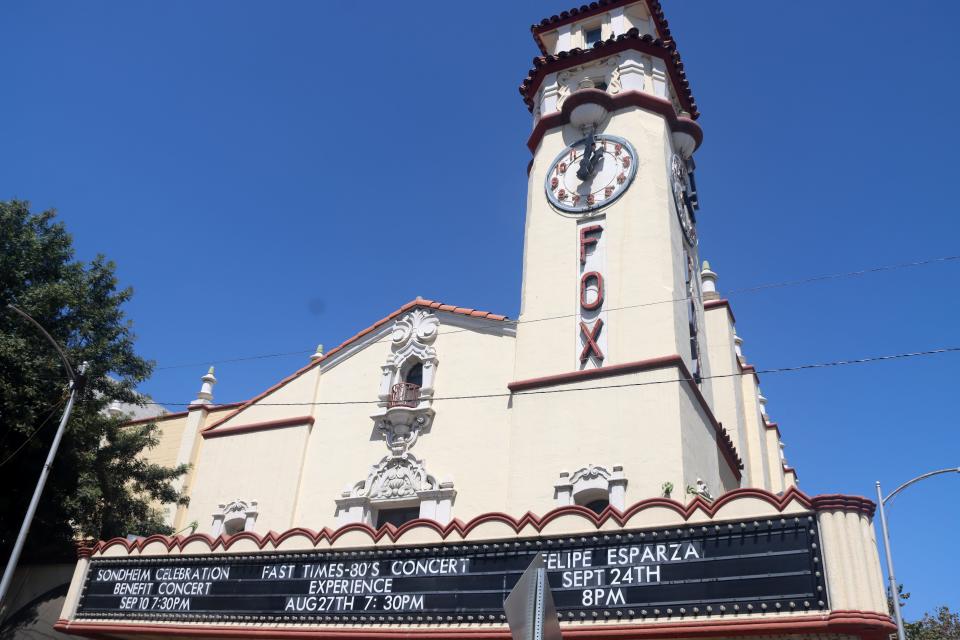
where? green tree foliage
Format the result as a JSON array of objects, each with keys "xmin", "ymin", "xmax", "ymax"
[
  {"xmin": 0, "ymin": 200, "xmax": 187, "ymax": 562},
  {"xmin": 907, "ymin": 606, "xmax": 960, "ymax": 640},
  {"xmin": 889, "ymin": 585, "xmax": 959, "ymax": 639}
]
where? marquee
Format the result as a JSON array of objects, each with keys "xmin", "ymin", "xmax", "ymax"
[{"xmin": 76, "ymin": 515, "xmax": 826, "ymax": 624}]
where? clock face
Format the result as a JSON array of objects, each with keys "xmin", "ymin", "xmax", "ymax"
[
  {"xmin": 544, "ymin": 134, "xmax": 637, "ymax": 214},
  {"xmin": 670, "ymin": 153, "xmax": 697, "ymax": 246}
]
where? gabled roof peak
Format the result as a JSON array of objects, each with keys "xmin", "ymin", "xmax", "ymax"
[{"xmin": 201, "ymin": 298, "xmax": 510, "ymax": 433}]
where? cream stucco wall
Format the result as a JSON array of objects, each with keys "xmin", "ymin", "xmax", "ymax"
[
  {"xmin": 185, "ymin": 424, "xmax": 311, "ymax": 534},
  {"xmin": 507, "ymin": 362, "xmax": 737, "ymax": 514},
  {"xmin": 738, "ymin": 372, "xmax": 772, "ymax": 491},
  {"xmin": 131, "ymin": 413, "xmax": 188, "ymax": 470},
  {"xmin": 183, "ymin": 314, "xmax": 518, "ymax": 535},
  {"xmin": 516, "ymin": 106, "xmax": 692, "ymax": 382},
  {"xmin": 702, "ymin": 305, "xmax": 750, "ymax": 478}
]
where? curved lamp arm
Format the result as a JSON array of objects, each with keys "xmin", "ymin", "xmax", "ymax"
[
  {"xmin": 6, "ymin": 304, "xmax": 76, "ymax": 383},
  {"xmin": 883, "ymin": 467, "xmax": 960, "ymax": 505}
]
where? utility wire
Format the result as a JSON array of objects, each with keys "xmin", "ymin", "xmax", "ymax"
[
  {"xmin": 142, "ymin": 345, "xmax": 960, "ymax": 407},
  {"xmin": 150, "ymin": 253, "xmax": 960, "ymax": 372},
  {"xmin": 156, "ymin": 349, "xmax": 314, "ymax": 371},
  {"xmin": 0, "ymin": 393, "xmax": 69, "ymax": 468}
]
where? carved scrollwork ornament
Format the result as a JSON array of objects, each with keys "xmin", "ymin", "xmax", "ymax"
[
  {"xmin": 344, "ymin": 452, "xmax": 440, "ymax": 501},
  {"xmin": 391, "ymin": 309, "xmax": 439, "ymax": 351},
  {"xmin": 377, "ymin": 413, "xmax": 429, "ymax": 455}
]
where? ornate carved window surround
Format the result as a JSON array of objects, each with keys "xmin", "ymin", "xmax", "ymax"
[
  {"xmin": 555, "ymin": 464, "xmax": 627, "ymax": 510},
  {"xmin": 335, "ymin": 453, "xmax": 455, "ymax": 527},
  {"xmin": 211, "ymin": 499, "xmax": 258, "ymax": 537}
]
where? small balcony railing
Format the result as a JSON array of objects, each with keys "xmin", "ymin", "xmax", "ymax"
[{"xmin": 388, "ymin": 382, "xmax": 421, "ymax": 408}]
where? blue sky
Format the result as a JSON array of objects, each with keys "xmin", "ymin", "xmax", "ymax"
[{"xmin": 2, "ymin": 0, "xmax": 958, "ymax": 616}]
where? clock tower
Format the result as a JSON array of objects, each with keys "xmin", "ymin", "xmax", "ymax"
[{"xmin": 506, "ymin": 0, "xmax": 741, "ymax": 508}]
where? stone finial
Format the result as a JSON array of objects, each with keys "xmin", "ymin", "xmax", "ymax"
[
  {"xmin": 733, "ymin": 334, "xmax": 744, "ymax": 358},
  {"xmin": 700, "ymin": 260, "xmax": 720, "ymax": 301},
  {"xmin": 310, "ymin": 344, "xmax": 324, "ymax": 361},
  {"xmin": 191, "ymin": 366, "xmax": 217, "ymax": 406},
  {"xmin": 107, "ymin": 400, "xmax": 124, "ymax": 417},
  {"xmin": 758, "ymin": 390, "xmax": 768, "ymax": 417}
]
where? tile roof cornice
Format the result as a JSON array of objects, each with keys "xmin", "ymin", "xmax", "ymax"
[
  {"xmin": 519, "ymin": 28, "xmax": 698, "ymax": 119},
  {"xmin": 530, "ymin": 0, "xmax": 675, "ymax": 50}
]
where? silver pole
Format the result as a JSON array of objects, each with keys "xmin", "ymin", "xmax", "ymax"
[
  {"xmin": 874, "ymin": 466, "xmax": 960, "ymax": 640},
  {"xmin": 0, "ymin": 380, "xmax": 80, "ymax": 609},
  {"xmin": 0, "ymin": 304, "xmax": 83, "ymax": 611},
  {"xmin": 876, "ymin": 481, "xmax": 906, "ymax": 640}
]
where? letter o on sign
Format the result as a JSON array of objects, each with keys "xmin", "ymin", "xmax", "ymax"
[{"xmin": 580, "ymin": 271, "xmax": 604, "ymax": 310}]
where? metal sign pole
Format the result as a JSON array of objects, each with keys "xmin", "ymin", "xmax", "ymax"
[
  {"xmin": 0, "ymin": 380, "xmax": 79, "ymax": 608},
  {"xmin": 875, "ymin": 481, "xmax": 905, "ymax": 640},
  {"xmin": 504, "ymin": 554, "xmax": 562, "ymax": 640}
]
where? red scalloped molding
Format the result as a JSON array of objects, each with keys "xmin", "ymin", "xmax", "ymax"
[
  {"xmin": 54, "ymin": 610, "xmax": 895, "ymax": 639},
  {"xmin": 202, "ymin": 415, "xmax": 315, "ymax": 439},
  {"xmin": 527, "ymin": 89, "xmax": 702, "ymax": 155},
  {"xmin": 76, "ymin": 486, "xmax": 875, "ymax": 558},
  {"xmin": 809, "ymin": 494, "xmax": 874, "ymax": 515}
]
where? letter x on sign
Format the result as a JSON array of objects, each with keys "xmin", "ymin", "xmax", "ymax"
[{"xmin": 579, "ymin": 319, "xmax": 604, "ymax": 363}]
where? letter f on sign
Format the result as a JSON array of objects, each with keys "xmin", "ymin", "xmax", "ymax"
[{"xmin": 579, "ymin": 225, "xmax": 603, "ymax": 265}]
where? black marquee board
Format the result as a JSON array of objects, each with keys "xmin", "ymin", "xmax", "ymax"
[{"xmin": 76, "ymin": 515, "xmax": 827, "ymax": 624}]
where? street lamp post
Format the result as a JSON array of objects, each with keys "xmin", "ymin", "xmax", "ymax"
[
  {"xmin": 876, "ymin": 467, "xmax": 960, "ymax": 640},
  {"xmin": 0, "ymin": 304, "xmax": 86, "ymax": 610}
]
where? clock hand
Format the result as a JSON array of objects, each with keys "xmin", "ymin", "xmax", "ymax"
[{"xmin": 576, "ymin": 134, "xmax": 597, "ymax": 181}]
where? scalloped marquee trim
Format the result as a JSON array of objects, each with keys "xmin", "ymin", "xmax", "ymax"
[{"xmin": 79, "ymin": 487, "xmax": 874, "ymax": 558}]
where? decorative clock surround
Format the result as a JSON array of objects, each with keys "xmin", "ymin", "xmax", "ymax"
[{"xmin": 545, "ymin": 134, "xmax": 637, "ymax": 214}]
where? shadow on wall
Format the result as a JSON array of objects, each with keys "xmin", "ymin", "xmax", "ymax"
[{"xmin": 0, "ymin": 582, "xmax": 71, "ymax": 639}]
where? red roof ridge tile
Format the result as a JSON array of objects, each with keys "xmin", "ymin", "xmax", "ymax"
[{"xmin": 201, "ymin": 299, "xmax": 510, "ymax": 434}]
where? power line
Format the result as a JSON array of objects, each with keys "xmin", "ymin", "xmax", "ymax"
[
  {"xmin": 0, "ymin": 393, "xmax": 69, "ymax": 468},
  {"xmin": 148, "ymin": 253, "xmax": 960, "ymax": 372},
  {"xmin": 142, "ymin": 345, "xmax": 960, "ymax": 407},
  {"xmin": 156, "ymin": 349, "xmax": 313, "ymax": 371}
]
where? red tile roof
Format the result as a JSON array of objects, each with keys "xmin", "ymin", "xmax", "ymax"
[
  {"xmin": 523, "ymin": 0, "xmax": 698, "ymax": 119},
  {"xmin": 531, "ymin": 0, "xmax": 674, "ymax": 49},
  {"xmin": 201, "ymin": 299, "xmax": 510, "ymax": 433}
]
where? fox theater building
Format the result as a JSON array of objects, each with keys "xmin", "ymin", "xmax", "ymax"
[{"xmin": 53, "ymin": 1, "xmax": 894, "ymax": 639}]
